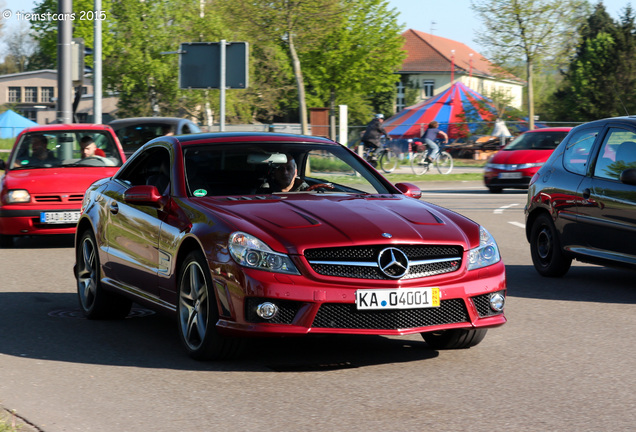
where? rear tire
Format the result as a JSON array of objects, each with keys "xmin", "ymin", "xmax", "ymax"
[
  {"xmin": 529, "ymin": 213, "xmax": 572, "ymax": 277},
  {"xmin": 410, "ymin": 152, "xmax": 430, "ymax": 175},
  {"xmin": 422, "ymin": 328, "xmax": 487, "ymax": 349},
  {"xmin": 76, "ymin": 230, "xmax": 132, "ymax": 319}
]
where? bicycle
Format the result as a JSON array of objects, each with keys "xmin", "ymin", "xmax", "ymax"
[
  {"xmin": 362, "ymin": 141, "xmax": 398, "ymax": 173},
  {"xmin": 410, "ymin": 140, "xmax": 453, "ymax": 175}
]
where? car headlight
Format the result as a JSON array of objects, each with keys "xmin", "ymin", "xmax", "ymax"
[
  {"xmin": 467, "ymin": 226, "xmax": 501, "ymax": 270},
  {"xmin": 516, "ymin": 162, "xmax": 543, "ymax": 169},
  {"xmin": 6, "ymin": 189, "xmax": 31, "ymax": 203},
  {"xmin": 229, "ymin": 231, "xmax": 300, "ymax": 275}
]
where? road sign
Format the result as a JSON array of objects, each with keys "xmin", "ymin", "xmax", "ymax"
[{"xmin": 179, "ymin": 42, "xmax": 249, "ymax": 89}]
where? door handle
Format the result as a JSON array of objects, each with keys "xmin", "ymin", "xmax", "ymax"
[
  {"xmin": 582, "ymin": 188, "xmax": 591, "ymax": 200},
  {"xmin": 109, "ymin": 201, "xmax": 119, "ymax": 214}
]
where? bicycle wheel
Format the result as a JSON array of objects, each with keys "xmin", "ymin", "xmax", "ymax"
[
  {"xmin": 410, "ymin": 152, "xmax": 430, "ymax": 175},
  {"xmin": 435, "ymin": 151, "xmax": 453, "ymax": 174},
  {"xmin": 379, "ymin": 149, "xmax": 398, "ymax": 173}
]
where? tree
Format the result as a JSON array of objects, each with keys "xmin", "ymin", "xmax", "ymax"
[
  {"xmin": 2, "ymin": 23, "xmax": 36, "ymax": 73},
  {"xmin": 220, "ymin": 0, "xmax": 341, "ymax": 134},
  {"xmin": 300, "ymin": 0, "xmax": 406, "ymax": 127},
  {"xmin": 28, "ymin": 0, "xmax": 117, "ymax": 70},
  {"xmin": 550, "ymin": 4, "xmax": 636, "ymax": 120},
  {"xmin": 471, "ymin": 0, "xmax": 589, "ymax": 129}
]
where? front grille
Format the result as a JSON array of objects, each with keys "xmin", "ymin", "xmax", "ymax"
[
  {"xmin": 312, "ymin": 299, "xmax": 469, "ymax": 329},
  {"xmin": 245, "ymin": 298, "xmax": 302, "ymax": 324},
  {"xmin": 305, "ymin": 245, "xmax": 463, "ymax": 280},
  {"xmin": 33, "ymin": 194, "xmax": 84, "ymax": 203},
  {"xmin": 472, "ymin": 291, "xmax": 505, "ymax": 318}
]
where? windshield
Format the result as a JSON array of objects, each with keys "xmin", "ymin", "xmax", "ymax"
[
  {"xmin": 182, "ymin": 142, "xmax": 393, "ymax": 197},
  {"xmin": 9, "ymin": 130, "xmax": 123, "ymax": 169},
  {"xmin": 505, "ymin": 131, "xmax": 569, "ymax": 151}
]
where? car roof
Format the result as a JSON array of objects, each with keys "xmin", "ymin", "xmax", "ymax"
[
  {"xmin": 20, "ymin": 123, "xmax": 117, "ymax": 133},
  {"xmin": 173, "ymin": 131, "xmax": 337, "ymax": 145},
  {"xmin": 108, "ymin": 117, "xmax": 194, "ymax": 126}
]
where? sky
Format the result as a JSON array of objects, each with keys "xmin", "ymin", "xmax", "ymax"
[{"xmin": 1, "ymin": 0, "xmax": 635, "ymax": 54}]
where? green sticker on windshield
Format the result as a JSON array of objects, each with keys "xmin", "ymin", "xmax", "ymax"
[{"xmin": 193, "ymin": 189, "xmax": 208, "ymax": 197}]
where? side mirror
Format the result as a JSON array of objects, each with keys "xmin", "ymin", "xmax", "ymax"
[
  {"xmin": 0, "ymin": 159, "xmax": 6, "ymax": 171},
  {"xmin": 124, "ymin": 185, "xmax": 164, "ymax": 207},
  {"xmin": 395, "ymin": 182, "xmax": 422, "ymax": 199},
  {"xmin": 619, "ymin": 168, "xmax": 636, "ymax": 186}
]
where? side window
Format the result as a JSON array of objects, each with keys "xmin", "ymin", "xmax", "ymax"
[
  {"xmin": 563, "ymin": 127, "xmax": 600, "ymax": 175},
  {"xmin": 593, "ymin": 128, "xmax": 636, "ymax": 180},
  {"xmin": 116, "ymin": 147, "xmax": 171, "ymax": 192}
]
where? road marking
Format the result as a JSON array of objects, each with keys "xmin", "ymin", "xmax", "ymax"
[
  {"xmin": 494, "ymin": 203, "xmax": 519, "ymax": 214},
  {"xmin": 509, "ymin": 221, "xmax": 525, "ymax": 229}
]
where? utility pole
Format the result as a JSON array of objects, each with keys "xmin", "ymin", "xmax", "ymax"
[
  {"xmin": 93, "ymin": 0, "xmax": 102, "ymax": 123},
  {"xmin": 57, "ymin": 0, "xmax": 73, "ymax": 123}
]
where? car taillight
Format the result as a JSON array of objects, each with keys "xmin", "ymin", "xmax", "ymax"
[{"xmin": 529, "ymin": 171, "xmax": 541, "ymax": 186}]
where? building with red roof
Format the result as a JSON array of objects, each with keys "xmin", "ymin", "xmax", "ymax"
[{"xmin": 397, "ymin": 29, "xmax": 524, "ymax": 111}]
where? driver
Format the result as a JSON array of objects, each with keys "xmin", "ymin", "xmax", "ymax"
[{"xmin": 270, "ymin": 154, "xmax": 309, "ymax": 192}]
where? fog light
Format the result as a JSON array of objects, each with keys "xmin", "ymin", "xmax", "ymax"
[
  {"xmin": 489, "ymin": 292, "xmax": 505, "ymax": 312},
  {"xmin": 256, "ymin": 302, "xmax": 279, "ymax": 319}
]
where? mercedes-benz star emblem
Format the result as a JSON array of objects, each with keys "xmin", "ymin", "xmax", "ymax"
[{"xmin": 377, "ymin": 247, "xmax": 409, "ymax": 279}]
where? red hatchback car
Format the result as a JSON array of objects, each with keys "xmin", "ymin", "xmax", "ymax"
[
  {"xmin": 0, "ymin": 124, "xmax": 126, "ymax": 247},
  {"xmin": 484, "ymin": 127, "xmax": 572, "ymax": 193},
  {"xmin": 74, "ymin": 132, "xmax": 506, "ymax": 359}
]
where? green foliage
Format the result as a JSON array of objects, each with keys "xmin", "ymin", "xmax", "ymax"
[
  {"xmin": 550, "ymin": 4, "xmax": 636, "ymax": 121},
  {"xmin": 29, "ymin": 0, "xmax": 117, "ymax": 70},
  {"xmin": 301, "ymin": 0, "xmax": 406, "ymax": 125}
]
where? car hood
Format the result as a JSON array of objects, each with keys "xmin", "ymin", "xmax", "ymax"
[
  {"xmin": 195, "ymin": 194, "xmax": 479, "ymax": 254},
  {"xmin": 2, "ymin": 167, "xmax": 117, "ymax": 194},
  {"xmin": 491, "ymin": 149, "xmax": 553, "ymax": 164}
]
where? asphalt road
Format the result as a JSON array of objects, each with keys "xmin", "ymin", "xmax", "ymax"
[{"xmin": 1, "ymin": 180, "xmax": 635, "ymax": 432}]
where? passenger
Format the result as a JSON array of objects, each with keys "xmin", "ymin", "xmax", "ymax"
[{"xmin": 80, "ymin": 136, "xmax": 101, "ymax": 158}]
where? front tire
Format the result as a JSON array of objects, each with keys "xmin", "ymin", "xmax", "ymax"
[
  {"xmin": 529, "ymin": 213, "xmax": 572, "ymax": 277},
  {"xmin": 379, "ymin": 149, "xmax": 398, "ymax": 173},
  {"xmin": 435, "ymin": 152, "xmax": 453, "ymax": 174},
  {"xmin": 76, "ymin": 230, "xmax": 132, "ymax": 319},
  {"xmin": 177, "ymin": 250, "xmax": 243, "ymax": 360},
  {"xmin": 422, "ymin": 328, "xmax": 487, "ymax": 349}
]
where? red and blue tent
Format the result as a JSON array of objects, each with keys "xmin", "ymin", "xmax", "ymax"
[{"xmin": 384, "ymin": 82, "xmax": 498, "ymax": 139}]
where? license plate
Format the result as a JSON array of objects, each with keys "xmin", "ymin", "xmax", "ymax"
[
  {"xmin": 40, "ymin": 211, "xmax": 80, "ymax": 224},
  {"xmin": 356, "ymin": 287, "xmax": 440, "ymax": 310},
  {"xmin": 499, "ymin": 172, "xmax": 522, "ymax": 179}
]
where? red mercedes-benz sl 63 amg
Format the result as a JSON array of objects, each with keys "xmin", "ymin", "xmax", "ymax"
[{"xmin": 74, "ymin": 132, "xmax": 506, "ymax": 359}]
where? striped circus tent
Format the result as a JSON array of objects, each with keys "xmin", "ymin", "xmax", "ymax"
[{"xmin": 384, "ymin": 82, "xmax": 498, "ymax": 139}]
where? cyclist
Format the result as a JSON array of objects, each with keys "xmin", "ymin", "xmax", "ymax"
[
  {"xmin": 361, "ymin": 113, "xmax": 390, "ymax": 164},
  {"xmin": 421, "ymin": 121, "xmax": 448, "ymax": 163}
]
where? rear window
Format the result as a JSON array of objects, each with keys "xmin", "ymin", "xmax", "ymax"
[{"xmin": 505, "ymin": 131, "xmax": 569, "ymax": 150}]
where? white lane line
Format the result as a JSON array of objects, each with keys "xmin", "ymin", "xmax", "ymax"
[
  {"xmin": 508, "ymin": 221, "xmax": 525, "ymax": 229},
  {"xmin": 494, "ymin": 203, "xmax": 519, "ymax": 214}
]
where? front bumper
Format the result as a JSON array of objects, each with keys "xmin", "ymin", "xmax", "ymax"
[
  {"xmin": 215, "ymin": 262, "xmax": 507, "ymax": 337},
  {"xmin": 0, "ymin": 207, "xmax": 79, "ymax": 236}
]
